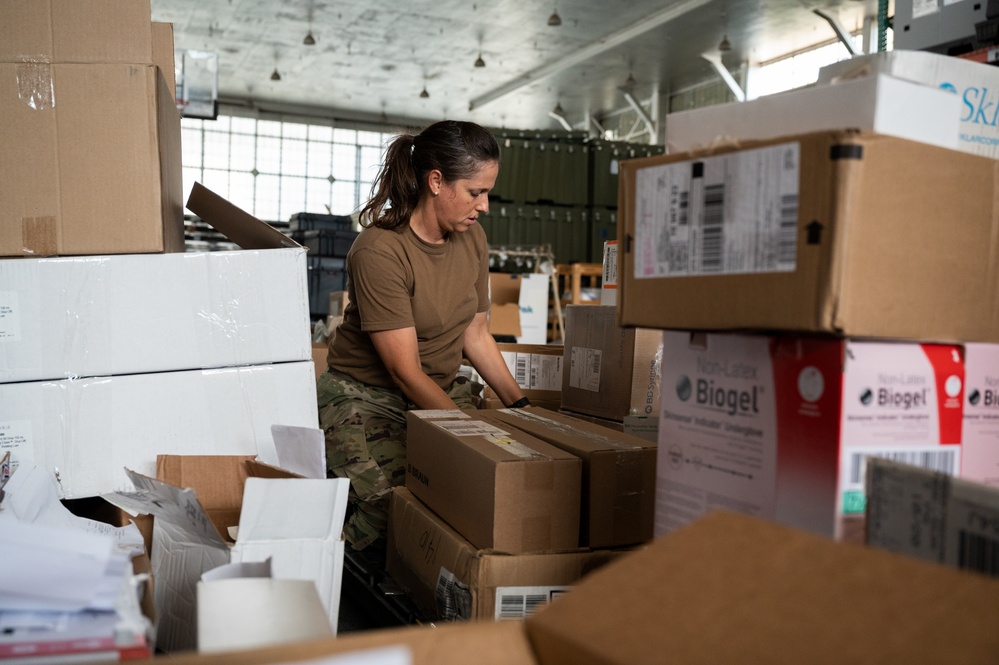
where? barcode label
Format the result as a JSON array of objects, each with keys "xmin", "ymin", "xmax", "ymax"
[
  {"xmin": 700, "ymin": 184, "xmax": 725, "ymax": 273},
  {"xmin": 958, "ymin": 530, "xmax": 999, "ymax": 575},
  {"xmin": 515, "ymin": 356, "xmax": 528, "ymax": 387},
  {"xmin": 849, "ymin": 449, "xmax": 958, "ymax": 486},
  {"xmin": 778, "ymin": 193, "xmax": 798, "ymax": 265},
  {"xmin": 494, "ymin": 586, "xmax": 570, "ymax": 620},
  {"xmin": 435, "ymin": 569, "xmax": 471, "ymax": 621},
  {"xmin": 633, "ymin": 142, "xmax": 799, "ymax": 279}
]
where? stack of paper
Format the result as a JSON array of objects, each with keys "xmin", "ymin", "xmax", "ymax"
[{"xmin": 0, "ymin": 465, "xmax": 153, "ymax": 662}]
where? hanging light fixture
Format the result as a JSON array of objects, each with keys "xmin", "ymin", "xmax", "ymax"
[
  {"xmin": 303, "ymin": 30, "xmax": 316, "ymax": 46},
  {"xmin": 547, "ymin": 7, "xmax": 562, "ymax": 26},
  {"xmin": 624, "ymin": 72, "xmax": 637, "ymax": 88},
  {"xmin": 419, "ymin": 86, "xmax": 430, "ymax": 98},
  {"xmin": 270, "ymin": 67, "xmax": 281, "ymax": 81},
  {"xmin": 474, "ymin": 52, "xmax": 486, "ymax": 67},
  {"xmin": 718, "ymin": 34, "xmax": 731, "ymax": 52}
]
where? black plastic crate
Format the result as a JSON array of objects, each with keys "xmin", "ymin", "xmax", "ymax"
[
  {"xmin": 307, "ymin": 256, "xmax": 347, "ymax": 317},
  {"xmin": 289, "ymin": 212, "xmax": 354, "ymax": 232},
  {"xmin": 292, "ymin": 229, "xmax": 359, "ymax": 258}
]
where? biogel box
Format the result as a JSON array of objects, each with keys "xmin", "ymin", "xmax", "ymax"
[{"xmin": 656, "ymin": 332, "xmax": 966, "ymax": 542}]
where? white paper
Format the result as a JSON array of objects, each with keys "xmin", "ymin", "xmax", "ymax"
[
  {"xmin": 202, "ymin": 559, "xmax": 272, "ymax": 582},
  {"xmin": 271, "ymin": 424, "xmax": 326, "ymax": 479}
]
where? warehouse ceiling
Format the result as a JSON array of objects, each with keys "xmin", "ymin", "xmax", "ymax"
[{"xmin": 151, "ymin": 0, "xmax": 883, "ymax": 134}]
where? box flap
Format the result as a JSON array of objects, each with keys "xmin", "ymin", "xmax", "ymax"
[
  {"xmin": 156, "ymin": 454, "xmax": 254, "ymax": 543},
  {"xmin": 186, "ymin": 182, "xmax": 302, "ymax": 250},
  {"xmin": 230, "ymin": 477, "xmax": 350, "ymax": 633}
]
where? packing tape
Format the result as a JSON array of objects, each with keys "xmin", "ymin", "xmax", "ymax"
[
  {"xmin": 16, "ymin": 58, "xmax": 55, "ymax": 111},
  {"xmin": 21, "ymin": 216, "xmax": 57, "ymax": 256}
]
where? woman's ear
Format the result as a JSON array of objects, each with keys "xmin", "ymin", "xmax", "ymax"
[{"xmin": 428, "ymin": 169, "xmax": 443, "ymax": 195}]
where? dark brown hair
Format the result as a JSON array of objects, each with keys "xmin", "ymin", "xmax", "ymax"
[{"xmin": 359, "ymin": 120, "xmax": 500, "ymax": 230}]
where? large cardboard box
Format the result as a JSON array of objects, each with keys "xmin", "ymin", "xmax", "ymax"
[
  {"xmin": 525, "ymin": 511, "xmax": 999, "ymax": 665},
  {"xmin": 387, "ymin": 487, "xmax": 622, "ymax": 622},
  {"xmin": 488, "ymin": 407, "xmax": 656, "ymax": 548},
  {"xmin": 0, "ymin": 247, "xmax": 309, "ymax": 383},
  {"xmin": 559, "ymin": 408, "xmax": 659, "ymax": 443},
  {"xmin": 105, "ymin": 458, "xmax": 349, "ymax": 653},
  {"xmin": 151, "ymin": 21, "xmax": 177, "ymax": 101},
  {"xmin": 561, "ymin": 305, "xmax": 662, "ymax": 421},
  {"xmin": 0, "ymin": 361, "xmax": 319, "ymax": 499},
  {"xmin": 0, "ymin": 0, "xmax": 153, "ymax": 64},
  {"xmin": 665, "ymin": 73, "xmax": 960, "ymax": 153},
  {"xmin": 1, "ymin": 62, "xmax": 183, "ymax": 256},
  {"xmin": 818, "ymin": 50, "xmax": 999, "ymax": 160},
  {"xmin": 618, "ymin": 131, "xmax": 999, "ymax": 343},
  {"xmin": 405, "ymin": 410, "xmax": 581, "ymax": 553},
  {"xmin": 866, "ymin": 457, "xmax": 999, "ymax": 577},
  {"xmin": 136, "ymin": 620, "xmax": 538, "ymax": 665},
  {"xmin": 657, "ymin": 332, "xmax": 966, "ymax": 543}
]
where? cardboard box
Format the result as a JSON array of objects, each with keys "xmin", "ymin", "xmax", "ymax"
[
  {"xmin": 866, "ymin": 457, "xmax": 999, "ymax": 577},
  {"xmin": 482, "ymin": 343, "xmax": 564, "ymax": 404},
  {"xmin": 151, "ymin": 22, "xmax": 176, "ymax": 101},
  {"xmin": 478, "ymin": 397, "xmax": 562, "ymax": 411},
  {"xmin": 137, "ymin": 620, "xmax": 538, "ymax": 665},
  {"xmin": 525, "ymin": 511, "xmax": 999, "ymax": 665},
  {"xmin": 561, "ymin": 305, "xmax": 662, "ymax": 421},
  {"xmin": 488, "ymin": 407, "xmax": 656, "ymax": 548},
  {"xmin": 818, "ymin": 50, "xmax": 999, "ymax": 160},
  {"xmin": 0, "ymin": 247, "xmax": 310, "ymax": 383},
  {"xmin": 0, "ymin": 0, "xmax": 153, "ymax": 64},
  {"xmin": 488, "ymin": 273, "xmax": 550, "ymax": 344},
  {"xmin": 312, "ymin": 342, "xmax": 329, "ymax": 381},
  {"xmin": 963, "ymin": 343, "xmax": 999, "ymax": 487},
  {"xmin": 618, "ymin": 131, "xmax": 999, "ymax": 343},
  {"xmin": 405, "ymin": 410, "xmax": 582, "ymax": 553},
  {"xmin": 387, "ymin": 487, "xmax": 623, "ymax": 621},
  {"xmin": 665, "ymin": 73, "xmax": 960, "ymax": 154},
  {"xmin": 657, "ymin": 332, "xmax": 966, "ymax": 543},
  {"xmin": 1, "ymin": 62, "xmax": 183, "ymax": 256},
  {"xmin": 0, "ymin": 361, "xmax": 319, "ymax": 499},
  {"xmin": 104, "ymin": 459, "xmax": 349, "ymax": 653}
]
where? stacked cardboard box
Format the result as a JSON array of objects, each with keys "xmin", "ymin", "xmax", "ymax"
[
  {"xmin": 617, "ymin": 128, "xmax": 999, "ymax": 543},
  {"xmin": 477, "ymin": 342, "xmax": 564, "ymax": 410},
  {"xmin": 0, "ymin": 0, "xmax": 183, "ymax": 256},
  {"xmin": 390, "ymin": 408, "xmax": 653, "ymax": 621}
]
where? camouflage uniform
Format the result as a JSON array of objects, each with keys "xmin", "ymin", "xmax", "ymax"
[{"xmin": 317, "ymin": 369, "xmax": 475, "ymax": 551}]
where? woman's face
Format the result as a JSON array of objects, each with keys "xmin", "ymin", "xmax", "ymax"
[{"xmin": 434, "ymin": 160, "xmax": 498, "ymax": 235}]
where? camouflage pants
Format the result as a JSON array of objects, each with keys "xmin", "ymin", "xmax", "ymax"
[{"xmin": 317, "ymin": 369, "xmax": 475, "ymax": 551}]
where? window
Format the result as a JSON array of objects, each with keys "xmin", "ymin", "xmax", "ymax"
[{"xmin": 181, "ymin": 114, "xmax": 398, "ymax": 222}]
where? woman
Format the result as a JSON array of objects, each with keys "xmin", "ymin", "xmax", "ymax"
[{"xmin": 317, "ymin": 120, "xmax": 529, "ymax": 555}]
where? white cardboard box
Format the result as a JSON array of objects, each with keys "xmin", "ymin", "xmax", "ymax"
[
  {"xmin": 105, "ymin": 467, "xmax": 349, "ymax": 653},
  {"xmin": 665, "ymin": 73, "xmax": 960, "ymax": 154},
  {"xmin": 657, "ymin": 332, "xmax": 966, "ymax": 542},
  {"xmin": 0, "ymin": 247, "xmax": 310, "ymax": 383},
  {"xmin": 818, "ymin": 50, "xmax": 999, "ymax": 159},
  {"xmin": 0, "ymin": 361, "xmax": 319, "ymax": 499}
]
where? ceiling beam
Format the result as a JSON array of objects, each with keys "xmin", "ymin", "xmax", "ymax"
[
  {"xmin": 622, "ymin": 91, "xmax": 656, "ymax": 140},
  {"xmin": 700, "ymin": 53, "xmax": 745, "ymax": 102},
  {"xmin": 468, "ymin": 0, "xmax": 715, "ymax": 112},
  {"xmin": 813, "ymin": 8, "xmax": 864, "ymax": 56}
]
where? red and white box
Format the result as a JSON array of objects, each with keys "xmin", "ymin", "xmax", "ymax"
[
  {"xmin": 963, "ymin": 343, "xmax": 999, "ymax": 488},
  {"xmin": 656, "ymin": 332, "xmax": 965, "ymax": 542}
]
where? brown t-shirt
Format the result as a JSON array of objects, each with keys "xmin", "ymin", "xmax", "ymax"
[{"xmin": 328, "ymin": 222, "xmax": 490, "ymax": 390}]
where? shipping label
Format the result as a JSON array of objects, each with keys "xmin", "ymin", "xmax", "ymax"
[
  {"xmin": 633, "ymin": 142, "xmax": 800, "ymax": 279},
  {"xmin": 0, "ymin": 291, "xmax": 20, "ymax": 341},
  {"xmin": 433, "ymin": 420, "xmax": 547, "ymax": 460},
  {"xmin": 501, "ymin": 351, "xmax": 563, "ymax": 391},
  {"xmin": 494, "ymin": 585, "xmax": 571, "ymax": 620},
  {"xmin": 0, "ymin": 421, "xmax": 31, "ymax": 476},
  {"xmin": 569, "ymin": 347, "xmax": 602, "ymax": 392},
  {"xmin": 866, "ymin": 458, "xmax": 999, "ymax": 577}
]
